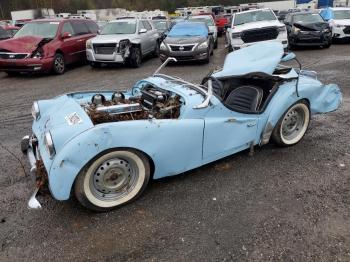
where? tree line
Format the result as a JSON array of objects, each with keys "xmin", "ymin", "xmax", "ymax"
[{"xmin": 0, "ymin": 0, "xmax": 273, "ymax": 19}]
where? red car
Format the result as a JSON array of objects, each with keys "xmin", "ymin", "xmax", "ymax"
[{"xmin": 0, "ymin": 19, "xmax": 98, "ymax": 75}]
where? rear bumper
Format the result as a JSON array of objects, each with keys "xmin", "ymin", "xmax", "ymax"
[{"xmin": 0, "ymin": 57, "xmax": 53, "ymax": 73}]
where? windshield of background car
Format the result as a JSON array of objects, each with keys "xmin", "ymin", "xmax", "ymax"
[
  {"xmin": 14, "ymin": 22, "xmax": 59, "ymax": 38},
  {"xmin": 234, "ymin": 10, "xmax": 276, "ymax": 25},
  {"xmin": 168, "ymin": 23, "xmax": 208, "ymax": 37},
  {"xmin": 293, "ymin": 13, "xmax": 324, "ymax": 23},
  {"xmin": 0, "ymin": 27, "xmax": 10, "ymax": 39},
  {"xmin": 153, "ymin": 21, "xmax": 168, "ymax": 30},
  {"xmin": 334, "ymin": 10, "xmax": 350, "ymax": 19},
  {"xmin": 101, "ymin": 21, "xmax": 136, "ymax": 34},
  {"xmin": 189, "ymin": 17, "xmax": 214, "ymax": 26}
]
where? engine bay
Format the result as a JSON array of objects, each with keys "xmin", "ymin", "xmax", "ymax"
[{"xmin": 83, "ymin": 84, "xmax": 182, "ymax": 124}]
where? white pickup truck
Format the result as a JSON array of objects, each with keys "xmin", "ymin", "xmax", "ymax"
[{"xmin": 226, "ymin": 8, "xmax": 288, "ymax": 52}]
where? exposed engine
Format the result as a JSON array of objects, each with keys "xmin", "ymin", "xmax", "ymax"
[{"xmin": 84, "ymin": 84, "xmax": 182, "ymax": 124}]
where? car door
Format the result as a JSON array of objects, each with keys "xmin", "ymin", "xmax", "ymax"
[
  {"xmin": 59, "ymin": 21, "xmax": 80, "ymax": 64},
  {"xmin": 138, "ymin": 21, "xmax": 149, "ymax": 55},
  {"xmin": 203, "ymin": 105, "xmax": 259, "ymax": 162},
  {"xmin": 70, "ymin": 20, "xmax": 91, "ymax": 61},
  {"xmin": 143, "ymin": 20, "xmax": 158, "ymax": 52}
]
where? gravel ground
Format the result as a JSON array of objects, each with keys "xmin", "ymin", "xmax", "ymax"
[{"xmin": 0, "ymin": 38, "xmax": 349, "ymax": 261}]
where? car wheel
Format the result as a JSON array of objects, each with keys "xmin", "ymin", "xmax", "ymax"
[
  {"xmin": 75, "ymin": 149, "xmax": 151, "ymax": 212},
  {"xmin": 323, "ymin": 42, "xmax": 331, "ymax": 48},
  {"xmin": 53, "ymin": 53, "xmax": 65, "ymax": 75},
  {"xmin": 214, "ymin": 39, "xmax": 218, "ymax": 49},
  {"xmin": 153, "ymin": 42, "xmax": 160, "ymax": 57},
  {"xmin": 204, "ymin": 48, "xmax": 210, "ymax": 64},
  {"xmin": 129, "ymin": 47, "xmax": 142, "ymax": 68},
  {"xmin": 90, "ymin": 62, "xmax": 101, "ymax": 68},
  {"xmin": 271, "ymin": 100, "xmax": 310, "ymax": 147}
]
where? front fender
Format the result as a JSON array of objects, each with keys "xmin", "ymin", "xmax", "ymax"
[{"xmin": 48, "ymin": 119, "xmax": 204, "ymax": 200}]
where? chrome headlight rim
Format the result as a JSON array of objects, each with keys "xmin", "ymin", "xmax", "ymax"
[
  {"xmin": 31, "ymin": 101, "xmax": 40, "ymax": 120},
  {"xmin": 198, "ymin": 41, "xmax": 208, "ymax": 49},
  {"xmin": 44, "ymin": 131, "xmax": 56, "ymax": 159}
]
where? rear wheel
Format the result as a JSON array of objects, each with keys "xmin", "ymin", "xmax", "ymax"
[
  {"xmin": 152, "ymin": 42, "xmax": 160, "ymax": 57},
  {"xmin": 52, "ymin": 53, "xmax": 65, "ymax": 75},
  {"xmin": 271, "ymin": 101, "xmax": 310, "ymax": 147},
  {"xmin": 75, "ymin": 149, "xmax": 151, "ymax": 212}
]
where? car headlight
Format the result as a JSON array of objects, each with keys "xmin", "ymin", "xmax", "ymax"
[
  {"xmin": 31, "ymin": 101, "xmax": 40, "ymax": 120},
  {"xmin": 231, "ymin": 32, "xmax": 241, "ymax": 38},
  {"xmin": 198, "ymin": 41, "xmax": 208, "ymax": 49},
  {"xmin": 31, "ymin": 49, "xmax": 43, "ymax": 59},
  {"xmin": 44, "ymin": 131, "xmax": 55, "ymax": 158},
  {"xmin": 292, "ymin": 27, "xmax": 300, "ymax": 34},
  {"xmin": 278, "ymin": 26, "xmax": 286, "ymax": 32},
  {"xmin": 160, "ymin": 42, "xmax": 167, "ymax": 51},
  {"xmin": 86, "ymin": 40, "xmax": 92, "ymax": 49}
]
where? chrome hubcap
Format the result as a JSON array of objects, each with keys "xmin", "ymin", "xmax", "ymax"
[
  {"xmin": 90, "ymin": 158, "xmax": 138, "ymax": 200},
  {"xmin": 281, "ymin": 108, "xmax": 305, "ymax": 140},
  {"xmin": 55, "ymin": 57, "xmax": 64, "ymax": 72}
]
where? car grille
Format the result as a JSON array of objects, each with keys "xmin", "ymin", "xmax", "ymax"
[
  {"xmin": 169, "ymin": 45, "xmax": 195, "ymax": 52},
  {"xmin": 241, "ymin": 27, "xmax": 279, "ymax": 43},
  {"xmin": 0, "ymin": 52, "xmax": 28, "ymax": 59},
  {"xmin": 93, "ymin": 43, "xmax": 117, "ymax": 55},
  {"xmin": 343, "ymin": 26, "xmax": 350, "ymax": 34}
]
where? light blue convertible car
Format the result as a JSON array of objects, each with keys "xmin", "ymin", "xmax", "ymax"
[{"xmin": 22, "ymin": 42, "xmax": 342, "ymax": 211}]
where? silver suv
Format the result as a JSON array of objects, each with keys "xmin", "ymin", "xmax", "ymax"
[{"xmin": 86, "ymin": 18, "xmax": 160, "ymax": 68}]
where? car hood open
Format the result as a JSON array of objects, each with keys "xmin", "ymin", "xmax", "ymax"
[
  {"xmin": 0, "ymin": 36, "xmax": 48, "ymax": 53},
  {"xmin": 212, "ymin": 42, "xmax": 284, "ymax": 78}
]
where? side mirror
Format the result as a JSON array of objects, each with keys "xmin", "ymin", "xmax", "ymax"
[
  {"xmin": 62, "ymin": 32, "xmax": 72, "ymax": 39},
  {"xmin": 281, "ymin": 52, "xmax": 296, "ymax": 62},
  {"xmin": 139, "ymin": 28, "xmax": 147, "ymax": 34}
]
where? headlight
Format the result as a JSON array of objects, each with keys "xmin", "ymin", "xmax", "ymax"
[
  {"xmin": 292, "ymin": 27, "xmax": 300, "ymax": 34},
  {"xmin": 278, "ymin": 26, "xmax": 286, "ymax": 32},
  {"xmin": 86, "ymin": 40, "xmax": 92, "ymax": 49},
  {"xmin": 44, "ymin": 131, "xmax": 55, "ymax": 158},
  {"xmin": 231, "ymin": 32, "xmax": 241, "ymax": 38},
  {"xmin": 31, "ymin": 101, "xmax": 40, "ymax": 120},
  {"xmin": 160, "ymin": 42, "xmax": 167, "ymax": 51},
  {"xmin": 31, "ymin": 49, "xmax": 43, "ymax": 59},
  {"xmin": 198, "ymin": 41, "xmax": 208, "ymax": 49}
]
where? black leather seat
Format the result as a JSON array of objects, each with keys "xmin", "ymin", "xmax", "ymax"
[{"xmin": 225, "ymin": 85, "xmax": 263, "ymax": 112}]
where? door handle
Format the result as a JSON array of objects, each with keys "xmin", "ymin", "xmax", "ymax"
[{"xmin": 225, "ymin": 118, "xmax": 237, "ymax": 123}]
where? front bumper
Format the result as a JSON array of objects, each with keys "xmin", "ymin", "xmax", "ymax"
[
  {"xmin": 160, "ymin": 48, "xmax": 209, "ymax": 62},
  {"xmin": 230, "ymin": 37, "xmax": 288, "ymax": 50},
  {"xmin": 289, "ymin": 31, "xmax": 332, "ymax": 46},
  {"xmin": 0, "ymin": 57, "xmax": 53, "ymax": 73},
  {"xmin": 86, "ymin": 49, "xmax": 126, "ymax": 63},
  {"xmin": 21, "ymin": 135, "xmax": 49, "ymax": 209}
]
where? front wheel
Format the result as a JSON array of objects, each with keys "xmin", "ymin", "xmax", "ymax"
[
  {"xmin": 271, "ymin": 101, "xmax": 310, "ymax": 147},
  {"xmin": 74, "ymin": 149, "xmax": 151, "ymax": 212},
  {"xmin": 52, "ymin": 53, "xmax": 65, "ymax": 75},
  {"xmin": 128, "ymin": 47, "xmax": 142, "ymax": 68}
]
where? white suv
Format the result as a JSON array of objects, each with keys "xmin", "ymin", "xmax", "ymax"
[
  {"xmin": 320, "ymin": 7, "xmax": 350, "ymax": 41},
  {"xmin": 226, "ymin": 8, "xmax": 288, "ymax": 51}
]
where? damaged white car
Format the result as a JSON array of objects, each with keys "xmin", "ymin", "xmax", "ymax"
[{"xmin": 86, "ymin": 18, "xmax": 160, "ymax": 68}]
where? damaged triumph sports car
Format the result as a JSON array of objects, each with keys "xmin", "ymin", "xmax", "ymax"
[{"xmin": 22, "ymin": 42, "xmax": 342, "ymax": 211}]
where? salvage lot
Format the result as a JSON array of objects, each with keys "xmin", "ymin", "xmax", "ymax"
[{"xmin": 0, "ymin": 39, "xmax": 349, "ymax": 261}]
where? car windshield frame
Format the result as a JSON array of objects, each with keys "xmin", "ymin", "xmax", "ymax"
[
  {"xmin": 334, "ymin": 10, "xmax": 350, "ymax": 20},
  {"xmin": 234, "ymin": 10, "xmax": 277, "ymax": 25},
  {"xmin": 14, "ymin": 21, "xmax": 60, "ymax": 39},
  {"xmin": 101, "ymin": 21, "xmax": 137, "ymax": 35},
  {"xmin": 189, "ymin": 17, "xmax": 215, "ymax": 26},
  {"xmin": 293, "ymin": 13, "xmax": 325, "ymax": 23},
  {"xmin": 167, "ymin": 22, "xmax": 208, "ymax": 37}
]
